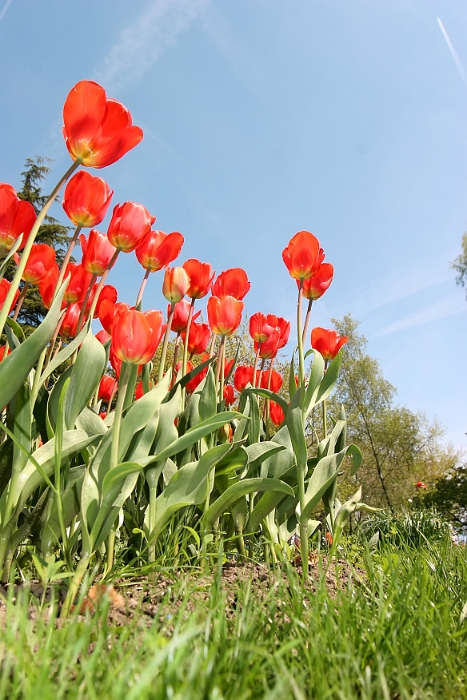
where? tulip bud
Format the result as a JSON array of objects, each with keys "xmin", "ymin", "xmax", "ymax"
[{"xmin": 162, "ymin": 267, "xmax": 190, "ymax": 303}]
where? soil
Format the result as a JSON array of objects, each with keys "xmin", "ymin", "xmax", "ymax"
[{"xmin": 0, "ymin": 554, "xmax": 366, "ymax": 629}]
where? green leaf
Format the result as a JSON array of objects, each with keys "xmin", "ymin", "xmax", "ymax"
[
  {"xmin": 245, "ymin": 388, "xmax": 289, "ymax": 418},
  {"xmin": 315, "ymin": 350, "xmax": 342, "ymax": 405},
  {"xmin": 286, "ymin": 387, "xmax": 307, "ymax": 472},
  {"xmin": 0, "ymin": 280, "xmax": 66, "ymax": 410},
  {"xmin": 245, "ymin": 442, "xmax": 286, "ymax": 477},
  {"xmin": 167, "ymin": 356, "xmax": 214, "ymax": 400},
  {"xmin": 288, "ymin": 349, "xmax": 297, "ymax": 402},
  {"xmin": 303, "ymin": 349, "xmax": 324, "ymax": 412},
  {"xmin": 202, "ymin": 478, "xmax": 294, "ymax": 532},
  {"xmin": 65, "ymin": 333, "xmax": 106, "ymax": 430},
  {"xmin": 5, "ymin": 317, "xmax": 25, "ymax": 345},
  {"xmin": 11, "ymin": 382, "xmax": 31, "ymax": 475},
  {"xmin": 38, "ymin": 324, "xmax": 89, "ymax": 390},
  {"xmin": 198, "ymin": 367, "xmax": 217, "ymax": 423}
]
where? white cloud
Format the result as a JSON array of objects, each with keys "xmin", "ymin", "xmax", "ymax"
[
  {"xmin": 375, "ymin": 292, "xmax": 466, "ymax": 336},
  {"xmin": 93, "ymin": 0, "xmax": 211, "ymax": 93},
  {"xmin": 0, "ymin": 0, "xmax": 14, "ymax": 23}
]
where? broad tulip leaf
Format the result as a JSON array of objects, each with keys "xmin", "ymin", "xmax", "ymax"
[
  {"xmin": 202, "ymin": 478, "xmax": 294, "ymax": 532},
  {"xmin": 5, "ymin": 317, "xmax": 25, "ymax": 346},
  {"xmin": 245, "ymin": 442, "xmax": 286, "ymax": 477},
  {"xmin": 314, "ymin": 350, "xmax": 342, "ymax": 406},
  {"xmin": 199, "ymin": 367, "xmax": 217, "ymax": 423},
  {"xmin": 65, "ymin": 333, "xmax": 106, "ymax": 430},
  {"xmin": 214, "ymin": 446, "xmax": 248, "ymax": 476},
  {"xmin": 167, "ymin": 356, "xmax": 214, "ymax": 401},
  {"xmin": 288, "ymin": 349, "xmax": 297, "ymax": 402},
  {"xmin": 75, "ymin": 406, "xmax": 107, "ymax": 438},
  {"xmin": 244, "ymin": 388, "xmax": 289, "ymax": 419},
  {"xmin": 38, "ymin": 324, "xmax": 89, "ymax": 390},
  {"xmin": 40, "ymin": 466, "xmax": 85, "ymax": 553},
  {"xmin": 0, "ymin": 281, "xmax": 66, "ymax": 410},
  {"xmin": 303, "ymin": 349, "xmax": 325, "ymax": 412},
  {"xmin": 286, "ymin": 387, "xmax": 307, "ymax": 473},
  {"xmin": 149, "ymin": 444, "xmax": 232, "ymax": 539},
  {"xmin": 299, "ymin": 446, "xmax": 350, "ymax": 524},
  {"xmin": 11, "ymin": 382, "xmax": 31, "ymax": 476}
]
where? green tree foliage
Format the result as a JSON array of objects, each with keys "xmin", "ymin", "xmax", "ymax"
[
  {"xmin": 11, "ymin": 157, "xmax": 72, "ymax": 331},
  {"xmin": 417, "ymin": 460, "xmax": 467, "ymax": 529},
  {"xmin": 325, "ymin": 315, "xmax": 453, "ymax": 511},
  {"xmin": 451, "ymin": 232, "xmax": 467, "ymax": 297}
]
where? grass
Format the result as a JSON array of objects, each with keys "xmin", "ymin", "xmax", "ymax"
[{"xmin": 0, "ymin": 538, "xmax": 466, "ymax": 699}]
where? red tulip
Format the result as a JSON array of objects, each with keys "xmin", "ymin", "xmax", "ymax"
[
  {"xmin": 0, "ymin": 345, "xmax": 10, "ymax": 362},
  {"xmin": 170, "ymin": 300, "xmax": 201, "ymax": 334},
  {"xmin": 63, "ymin": 263, "xmax": 93, "ymax": 304},
  {"xmin": 80, "ymin": 229, "xmax": 117, "ymax": 275},
  {"xmin": 260, "ymin": 369, "xmax": 283, "ymax": 393},
  {"xmin": 107, "ymin": 201, "xmax": 155, "ymax": 253},
  {"xmin": 211, "ymin": 268, "xmax": 250, "ymax": 300},
  {"xmin": 266, "ymin": 314, "xmax": 290, "ymax": 349},
  {"xmin": 111, "ymin": 308, "xmax": 165, "ymax": 365},
  {"xmin": 311, "ymin": 327, "xmax": 348, "ymax": 361},
  {"xmin": 207, "ymin": 296, "xmax": 244, "ymax": 336},
  {"xmin": 59, "ymin": 303, "xmax": 81, "ymax": 338},
  {"xmin": 282, "ymin": 231, "xmax": 325, "ymax": 281},
  {"xmin": 162, "ymin": 266, "xmax": 190, "ymax": 303},
  {"xmin": 99, "ymin": 300, "xmax": 130, "ymax": 334},
  {"xmin": 95, "ymin": 329, "xmax": 111, "ymax": 345},
  {"xmin": 182, "ymin": 259, "xmax": 215, "ymax": 299},
  {"xmin": 415, "ymin": 481, "xmax": 427, "ymax": 489},
  {"xmin": 181, "ymin": 321, "xmax": 211, "ymax": 355},
  {"xmin": 38, "ymin": 263, "xmax": 59, "ymax": 309},
  {"xmin": 0, "ymin": 279, "xmax": 20, "ymax": 313},
  {"xmin": 62, "ymin": 171, "xmax": 113, "ymax": 227},
  {"xmin": 98, "ymin": 375, "xmax": 117, "ymax": 402},
  {"xmin": 0, "ymin": 183, "xmax": 36, "ymax": 253},
  {"xmin": 234, "ymin": 365, "xmax": 255, "ymax": 392},
  {"xmin": 249, "ymin": 312, "xmax": 276, "ymax": 343},
  {"xmin": 223, "ymin": 385, "xmax": 235, "ymax": 406},
  {"xmin": 93, "ymin": 284, "xmax": 117, "ymax": 318},
  {"xmin": 135, "ymin": 230, "xmax": 184, "ymax": 272},
  {"xmin": 269, "ymin": 401, "xmax": 285, "ymax": 426},
  {"xmin": 301, "ymin": 263, "xmax": 334, "ymax": 301},
  {"xmin": 254, "ymin": 329, "xmax": 281, "ymax": 359},
  {"xmin": 186, "ymin": 355, "xmax": 209, "ymax": 393},
  {"xmin": 21, "ymin": 244, "xmax": 56, "ymax": 284},
  {"xmin": 135, "ymin": 379, "xmax": 154, "ymax": 400},
  {"xmin": 62, "ymin": 80, "xmax": 143, "ymax": 168}
]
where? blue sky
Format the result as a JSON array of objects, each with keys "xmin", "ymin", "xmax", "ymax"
[{"xmin": 0, "ymin": 0, "xmax": 466, "ymax": 450}]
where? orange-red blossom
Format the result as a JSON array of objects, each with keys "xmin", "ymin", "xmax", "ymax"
[
  {"xmin": 62, "ymin": 171, "xmax": 113, "ymax": 228},
  {"xmin": 282, "ymin": 230, "xmax": 325, "ymax": 281},
  {"xmin": 311, "ymin": 327, "xmax": 348, "ymax": 361},
  {"xmin": 111, "ymin": 308, "xmax": 165, "ymax": 365}
]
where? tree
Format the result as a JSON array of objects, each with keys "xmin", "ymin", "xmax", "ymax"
[
  {"xmin": 325, "ymin": 315, "xmax": 451, "ymax": 511},
  {"xmin": 417, "ymin": 459, "xmax": 467, "ymax": 529},
  {"xmin": 451, "ymin": 232, "xmax": 467, "ymax": 297},
  {"xmin": 10, "ymin": 157, "xmax": 72, "ymax": 331}
]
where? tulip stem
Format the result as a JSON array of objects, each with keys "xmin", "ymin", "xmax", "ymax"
[
  {"xmin": 181, "ymin": 299, "xmax": 195, "ymax": 406},
  {"xmin": 218, "ymin": 336, "xmax": 226, "ymax": 404},
  {"xmin": 208, "ymin": 334, "xmax": 217, "ymax": 358},
  {"xmin": 136, "ymin": 269, "xmax": 150, "ymax": 308},
  {"xmin": 296, "ymin": 282, "xmax": 305, "ymax": 388},
  {"xmin": 252, "ymin": 345, "xmax": 261, "ymax": 388},
  {"xmin": 301, "ymin": 298, "xmax": 313, "ymax": 347},
  {"xmin": 322, "ymin": 360, "xmax": 329, "ymax": 438},
  {"xmin": 0, "ymin": 160, "xmax": 81, "ymax": 338},
  {"xmin": 54, "ymin": 223, "xmax": 83, "ymax": 298},
  {"xmin": 158, "ymin": 304, "xmax": 174, "ymax": 382},
  {"xmin": 86, "ymin": 250, "xmax": 120, "ymax": 321},
  {"xmin": 11, "ymin": 282, "xmax": 29, "ymax": 322}
]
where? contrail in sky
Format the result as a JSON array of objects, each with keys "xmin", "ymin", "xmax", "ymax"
[
  {"xmin": 0, "ymin": 0, "xmax": 14, "ymax": 22},
  {"xmin": 437, "ymin": 17, "xmax": 467, "ymax": 92}
]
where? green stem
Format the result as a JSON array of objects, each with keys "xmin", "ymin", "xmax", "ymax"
[
  {"xmin": 301, "ymin": 298, "xmax": 313, "ymax": 346},
  {"xmin": 252, "ymin": 344, "xmax": 261, "ymax": 388},
  {"xmin": 11, "ymin": 282, "xmax": 29, "ymax": 322},
  {"xmin": 0, "ymin": 159, "xmax": 81, "ymax": 338},
  {"xmin": 86, "ymin": 250, "xmax": 120, "ymax": 321},
  {"xmin": 297, "ymin": 465, "xmax": 309, "ymax": 576},
  {"xmin": 218, "ymin": 336, "xmax": 225, "ymax": 404},
  {"xmin": 54, "ymin": 223, "xmax": 83, "ymax": 297},
  {"xmin": 297, "ymin": 282, "xmax": 305, "ymax": 388},
  {"xmin": 60, "ymin": 551, "xmax": 91, "ymax": 619},
  {"xmin": 181, "ymin": 299, "xmax": 195, "ymax": 407},
  {"xmin": 322, "ymin": 360, "xmax": 329, "ymax": 438},
  {"xmin": 110, "ymin": 363, "xmax": 131, "ymax": 472},
  {"xmin": 157, "ymin": 304, "xmax": 175, "ymax": 382}
]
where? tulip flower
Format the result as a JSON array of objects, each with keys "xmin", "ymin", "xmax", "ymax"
[
  {"xmin": 282, "ymin": 230, "xmax": 325, "ymax": 281},
  {"xmin": 311, "ymin": 327, "xmax": 348, "ymax": 361},
  {"xmin": 186, "ymin": 355, "xmax": 210, "ymax": 394},
  {"xmin": 135, "ymin": 379, "xmax": 154, "ymax": 400},
  {"xmin": 111, "ymin": 308, "xmax": 165, "ymax": 365},
  {"xmin": 254, "ymin": 329, "xmax": 281, "ymax": 359},
  {"xmin": 207, "ymin": 295, "xmax": 244, "ymax": 336},
  {"xmin": 211, "ymin": 268, "xmax": 250, "ymax": 300},
  {"xmin": 80, "ymin": 229, "xmax": 117, "ymax": 275},
  {"xmin": 270, "ymin": 401, "xmax": 285, "ymax": 426},
  {"xmin": 20, "ymin": 244, "xmax": 56, "ymax": 284},
  {"xmin": 223, "ymin": 384, "xmax": 235, "ymax": 406},
  {"xmin": 260, "ymin": 369, "xmax": 283, "ymax": 393},
  {"xmin": 162, "ymin": 266, "xmax": 190, "ymax": 303},
  {"xmin": 62, "ymin": 80, "xmax": 143, "ymax": 168},
  {"xmin": 224, "ymin": 359, "xmax": 234, "ymax": 378},
  {"xmin": 99, "ymin": 300, "xmax": 130, "ymax": 335},
  {"xmin": 63, "ymin": 263, "xmax": 93, "ymax": 304},
  {"xmin": 59, "ymin": 303, "xmax": 81, "ymax": 338},
  {"xmin": 98, "ymin": 375, "xmax": 117, "ymax": 403},
  {"xmin": 37, "ymin": 264, "xmax": 59, "ymax": 309},
  {"xmin": 301, "ymin": 262, "xmax": 334, "ymax": 301},
  {"xmin": 234, "ymin": 365, "xmax": 255, "ymax": 392},
  {"xmin": 415, "ymin": 481, "xmax": 427, "ymax": 489},
  {"xmin": 135, "ymin": 230, "xmax": 184, "ymax": 272},
  {"xmin": 266, "ymin": 314, "xmax": 290, "ymax": 349},
  {"xmin": 249, "ymin": 313, "xmax": 276, "ymax": 343},
  {"xmin": 62, "ymin": 171, "xmax": 113, "ymax": 228},
  {"xmin": 0, "ymin": 183, "xmax": 36, "ymax": 254},
  {"xmin": 95, "ymin": 329, "xmax": 111, "ymax": 345},
  {"xmin": 181, "ymin": 321, "xmax": 211, "ymax": 355},
  {"xmin": 107, "ymin": 201, "xmax": 155, "ymax": 253},
  {"xmin": 171, "ymin": 300, "xmax": 201, "ymax": 334},
  {"xmin": 182, "ymin": 259, "xmax": 215, "ymax": 299},
  {"xmin": 0, "ymin": 279, "xmax": 20, "ymax": 314},
  {"xmin": 93, "ymin": 284, "xmax": 117, "ymax": 319}
]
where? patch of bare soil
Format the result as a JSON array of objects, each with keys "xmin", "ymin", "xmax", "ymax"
[{"xmin": 0, "ymin": 555, "xmax": 366, "ymax": 630}]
